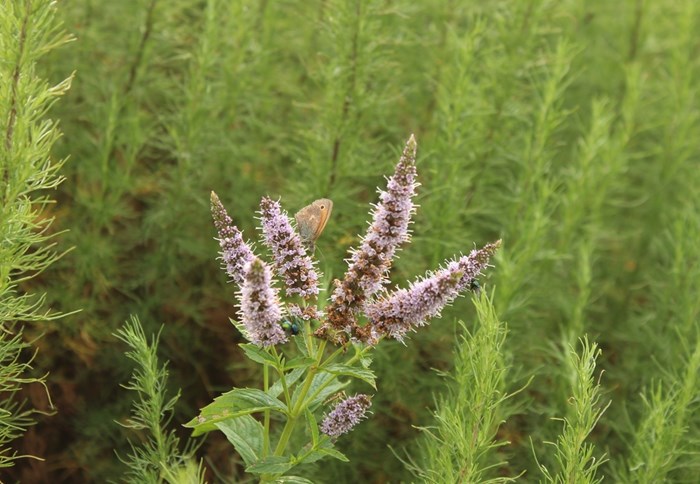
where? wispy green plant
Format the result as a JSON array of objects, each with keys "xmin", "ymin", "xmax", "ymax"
[
  {"xmin": 407, "ymin": 290, "xmax": 518, "ymax": 483},
  {"xmin": 536, "ymin": 337, "xmax": 609, "ymax": 484},
  {"xmin": 612, "ymin": 205, "xmax": 700, "ymax": 482},
  {"xmin": 115, "ymin": 316, "xmax": 204, "ymax": 484},
  {"xmin": 0, "ymin": 0, "xmax": 72, "ymax": 469}
]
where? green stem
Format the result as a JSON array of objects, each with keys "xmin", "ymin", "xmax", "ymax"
[
  {"xmin": 272, "ymin": 336, "xmax": 327, "ymax": 456},
  {"xmin": 263, "ymin": 363, "xmax": 270, "ymax": 456},
  {"xmin": 274, "ymin": 361, "xmax": 320, "ymax": 454},
  {"xmin": 272, "ymin": 346, "xmax": 292, "ymax": 405}
]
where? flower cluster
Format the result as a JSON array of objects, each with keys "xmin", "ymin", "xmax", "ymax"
[
  {"xmin": 320, "ymin": 394, "xmax": 372, "ymax": 438},
  {"xmin": 210, "ymin": 134, "xmax": 500, "ymax": 349},
  {"xmin": 319, "ymin": 135, "xmax": 418, "ymax": 343},
  {"xmin": 259, "ymin": 197, "xmax": 319, "ymax": 299},
  {"xmin": 239, "ymin": 258, "xmax": 287, "ymax": 347}
]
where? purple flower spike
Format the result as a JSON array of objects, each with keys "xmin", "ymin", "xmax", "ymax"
[
  {"xmin": 320, "ymin": 394, "xmax": 372, "ymax": 439},
  {"xmin": 211, "ymin": 191, "xmax": 255, "ymax": 286},
  {"xmin": 259, "ymin": 197, "xmax": 320, "ymax": 299},
  {"xmin": 366, "ymin": 240, "xmax": 501, "ymax": 342},
  {"xmin": 322, "ymin": 135, "xmax": 418, "ymax": 342},
  {"xmin": 239, "ymin": 257, "xmax": 287, "ymax": 347}
]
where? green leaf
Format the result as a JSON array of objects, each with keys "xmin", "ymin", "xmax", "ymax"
[
  {"xmin": 305, "ymin": 408, "xmax": 319, "ymax": 445},
  {"xmin": 296, "ymin": 448, "xmax": 326, "ymax": 465},
  {"xmin": 285, "ymin": 356, "xmax": 316, "ymax": 370},
  {"xmin": 240, "ymin": 343, "xmax": 280, "ymax": 366},
  {"xmin": 322, "ymin": 363, "xmax": 376, "ymax": 389},
  {"xmin": 318, "ymin": 446, "xmax": 349, "ymax": 462},
  {"xmin": 297, "ymin": 439, "xmax": 348, "ymax": 465},
  {"xmin": 268, "ymin": 367, "xmax": 305, "ymax": 399},
  {"xmin": 215, "ymin": 415, "xmax": 263, "ymax": 466},
  {"xmin": 295, "ymin": 372, "xmax": 349, "ymax": 410},
  {"xmin": 185, "ymin": 388, "xmax": 288, "ymax": 436},
  {"xmin": 246, "ymin": 455, "xmax": 294, "ymax": 475},
  {"xmin": 230, "ymin": 318, "xmax": 250, "ymax": 340},
  {"xmin": 294, "ymin": 333, "xmax": 310, "ymax": 356},
  {"xmin": 274, "ymin": 477, "xmax": 315, "ymax": 484}
]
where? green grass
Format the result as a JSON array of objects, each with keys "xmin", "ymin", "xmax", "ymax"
[{"xmin": 2, "ymin": 0, "xmax": 699, "ymax": 481}]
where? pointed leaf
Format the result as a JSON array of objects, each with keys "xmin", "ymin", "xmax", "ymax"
[
  {"xmin": 246, "ymin": 455, "xmax": 294, "ymax": 475},
  {"xmin": 294, "ymin": 333, "xmax": 310, "ymax": 356},
  {"xmin": 322, "ymin": 363, "xmax": 376, "ymax": 389},
  {"xmin": 274, "ymin": 477, "xmax": 315, "ymax": 484},
  {"xmin": 185, "ymin": 388, "xmax": 288, "ymax": 436},
  {"xmin": 285, "ymin": 356, "xmax": 316, "ymax": 370},
  {"xmin": 305, "ymin": 408, "xmax": 319, "ymax": 445},
  {"xmin": 240, "ymin": 343, "xmax": 280, "ymax": 366},
  {"xmin": 294, "ymin": 372, "xmax": 349, "ymax": 410},
  {"xmin": 268, "ymin": 367, "xmax": 305, "ymax": 399},
  {"xmin": 230, "ymin": 318, "xmax": 250, "ymax": 340},
  {"xmin": 318, "ymin": 446, "xmax": 349, "ymax": 462},
  {"xmin": 215, "ymin": 415, "xmax": 263, "ymax": 466}
]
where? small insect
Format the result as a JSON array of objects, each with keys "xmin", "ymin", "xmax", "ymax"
[
  {"xmin": 294, "ymin": 198, "xmax": 333, "ymax": 251},
  {"xmin": 281, "ymin": 319, "xmax": 301, "ymax": 336},
  {"xmin": 469, "ymin": 279, "xmax": 481, "ymax": 293}
]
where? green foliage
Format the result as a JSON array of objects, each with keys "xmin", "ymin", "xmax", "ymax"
[
  {"xmin": 408, "ymin": 291, "xmax": 516, "ymax": 483},
  {"xmin": 115, "ymin": 316, "xmax": 204, "ymax": 484},
  {"xmin": 536, "ymin": 337, "xmax": 609, "ymax": 484},
  {"xmin": 184, "ymin": 333, "xmax": 372, "ymax": 481},
  {"xmin": 0, "ymin": 0, "xmax": 72, "ymax": 469},
  {"xmin": 3, "ymin": 0, "xmax": 700, "ymax": 481}
]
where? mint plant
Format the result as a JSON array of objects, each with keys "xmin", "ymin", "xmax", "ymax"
[{"xmin": 186, "ymin": 136, "xmax": 500, "ymax": 482}]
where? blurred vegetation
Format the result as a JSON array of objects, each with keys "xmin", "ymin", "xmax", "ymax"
[{"xmin": 2, "ymin": 0, "xmax": 699, "ymax": 482}]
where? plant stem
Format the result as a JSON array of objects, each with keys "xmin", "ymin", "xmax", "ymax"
[{"xmin": 263, "ymin": 363, "xmax": 270, "ymax": 456}]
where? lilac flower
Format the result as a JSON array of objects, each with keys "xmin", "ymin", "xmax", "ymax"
[
  {"xmin": 259, "ymin": 197, "xmax": 320, "ymax": 299},
  {"xmin": 366, "ymin": 241, "xmax": 501, "ymax": 342},
  {"xmin": 239, "ymin": 257, "xmax": 287, "ymax": 347},
  {"xmin": 320, "ymin": 394, "xmax": 372, "ymax": 438},
  {"xmin": 211, "ymin": 191, "xmax": 255, "ymax": 286},
  {"xmin": 321, "ymin": 135, "xmax": 418, "ymax": 342}
]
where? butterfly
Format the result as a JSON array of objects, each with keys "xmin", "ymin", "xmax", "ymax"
[{"xmin": 294, "ymin": 198, "xmax": 333, "ymax": 251}]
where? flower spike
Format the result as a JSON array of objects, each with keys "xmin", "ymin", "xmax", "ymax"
[
  {"xmin": 210, "ymin": 191, "xmax": 255, "ymax": 286},
  {"xmin": 365, "ymin": 240, "xmax": 501, "ymax": 343},
  {"xmin": 320, "ymin": 135, "xmax": 419, "ymax": 342},
  {"xmin": 239, "ymin": 257, "xmax": 287, "ymax": 347},
  {"xmin": 320, "ymin": 394, "xmax": 372, "ymax": 438},
  {"xmin": 259, "ymin": 197, "xmax": 320, "ymax": 299}
]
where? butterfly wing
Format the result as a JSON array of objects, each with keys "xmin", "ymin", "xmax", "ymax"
[
  {"xmin": 311, "ymin": 199, "xmax": 332, "ymax": 241},
  {"xmin": 295, "ymin": 198, "xmax": 333, "ymax": 246}
]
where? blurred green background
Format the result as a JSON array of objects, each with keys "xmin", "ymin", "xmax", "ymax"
[{"xmin": 8, "ymin": 0, "xmax": 700, "ymax": 482}]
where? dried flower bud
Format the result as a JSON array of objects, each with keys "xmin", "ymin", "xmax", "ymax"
[
  {"xmin": 320, "ymin": 394, "xmax": 372, "ymax": 438},
  {"xmin": 239, "ymin": 257, "xmax": 287, "ymax": 347},
  {"xmin": 259, "ymin": 197, "xmax": 320, "ymax": 299},
  {"xmin": 321, "ymin": 136, "xmax": 418, "ymax": 342},
  {"xmin": 366, "ymin": 241, "xmax": 501, "ymax": 342},
  {"xmin": 211, "ymin": 191, "xmax": 255, "ymax": 286}
]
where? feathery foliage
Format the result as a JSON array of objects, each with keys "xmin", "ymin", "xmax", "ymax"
[
  {"xmin": 409, "ymin": 291, "xmax": 516, "ymax": 483},
  {"xmin": 537, "ymin": 338, "xmax": 609, "ymax": 484},
  {"xmin": 115, "ymin": 316, "xmax": 204, "ymax": 484},
  {"xmin": 0, "ymin": 0, "xmax": 72, "ymax": 470}
]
